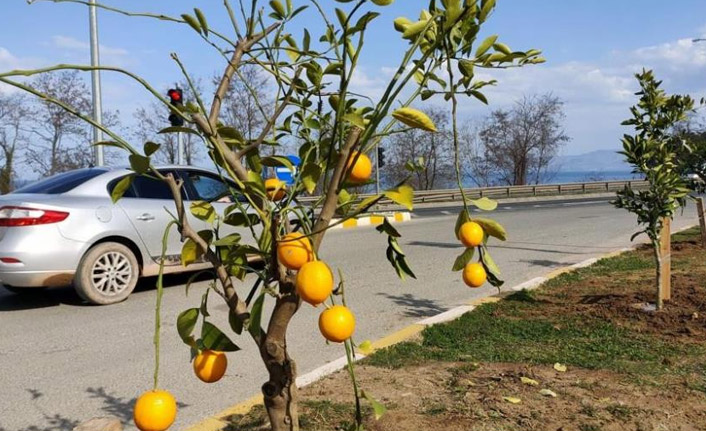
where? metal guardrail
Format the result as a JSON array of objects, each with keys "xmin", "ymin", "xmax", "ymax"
[{"xmin": 299, "ymin": 180, "xmax": 649, "ymax": 206}]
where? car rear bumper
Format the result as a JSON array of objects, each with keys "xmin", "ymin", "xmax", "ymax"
[{"xmin": 0, "ymin": 224, "xmax": 86, "ymax": 287}]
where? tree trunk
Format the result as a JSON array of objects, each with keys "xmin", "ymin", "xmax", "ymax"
[
  {"xmin": 261, "ymin": 293, "xmax": 300, "ymax": 431},
  {"xmin": 652, "ymin": 239, "xmax": 663, "ymax": 311},
  {"xmin": 0, "ymin": 151, "xmax": 13, "ymax": 194},
  {"xmin": 697, "ymin": 197, "xmax": 706, "ymax": 249}
]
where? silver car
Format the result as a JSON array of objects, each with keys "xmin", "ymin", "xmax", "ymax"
[{"xmin": 0, "ymin": 166, "xmax": 253, "ymax": 304}]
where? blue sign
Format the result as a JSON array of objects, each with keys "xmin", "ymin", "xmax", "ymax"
[{"xmin": 274, "ymin": 155, "xmax": 301, "ymax": 186}]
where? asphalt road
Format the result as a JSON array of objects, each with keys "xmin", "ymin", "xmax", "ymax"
[{"xmin": 0, "ymin": 197, "xmax": 700, "ymax": 431}]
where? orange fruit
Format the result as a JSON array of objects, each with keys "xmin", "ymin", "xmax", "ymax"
[
  {"xmin": 193, "ymin": 349, "xmax": 227, "ymax": 383},
  {"xmin": 133, "ymin": 390, "xmax": 177, "ymax": 431},
  {"xmin": 296, "ymin": 261, "xmax": 334, "ymax": 305},
  {"xmin": 463, "ymin": 262, "xmax": 487, "ymax": 288},
  {"xmin": 265, "ymin": 178, "xmax": 286, "ymax": 201},
  {"xmin": 319, "ymin": 305, "xmax": 355, "ymax": 343},
  {"xmin": 277, "ymin": 232, "xmax": 314, "ymax": 270},
  {"xmin": 459, "ymin": 221, "xmax": 484, "ymax": 247},
  {"xmin": 346, "ymin": 151, "xmax": 372, "ymax": 184}
]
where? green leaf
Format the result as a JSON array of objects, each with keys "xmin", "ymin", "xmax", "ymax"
[
  {"xmin": 342, "ymin": 112, "xmax": 366, "ymax": 129},
  {"xmin": 474, "ymin": 217, "xmax": 507, "ymax": 241},
  {"xmin": 454, "ymin": 209, "xmax": 471, "ymax": 240},
  {"xmin": 480, "ymin": 245, "xmax": 501, "ymax": 276},
  {"xmin": 248, "ymin": 292, "xmax": 266, "ymax": 338},
  {"xmin": 261, "ymin": 155, "xmax": 295, "ymax": 172},
  {"xmin": 199, "ymin": 289, "xmax": 210, "ymax": 317},
  {"xmin": 194, "ymin": 8, "xmax": 208, "ymax": 36},
  {"xmin": 376, "ymin": 218, "xmax": 401, "ymax": 237},
  {"xmin": 469, "ymin": 90, "xmax": 489, "ymax": 105},
  {"xmin": 111, "ymin": 175, "xmax": 133, "ymax": 203},
  {"xmin": 223, "ymin": 212, "xmax": 260, "ymax": 227},
  {"xmin": 354, "ymin": 194, "xmax": 381, "ymax": 214},
  {"xmin": 384, "ymin": 184, "xmax": 414, "ymax": 211},
  {"xmin": 177, "ymin": 308, "xmax": 199, "ymax": 343},
  {"xmin": 143, "ymin": 141, "xmax": 160, "ymax": 156},
  {"xmin": 300, "ymin": 163, "xmax": 322, "ymax": 194},
  {"xmin": 201, "ymin": 321, "xmax": 240, "ymax": 351},
  {"xmin": 475, "ymin": 34, "xmax": 498, "ymax": 57},
  {"xmin": 129, "ymin": 154, "xmax": 150, "ymax": 175},
  {"xmin": 470, "ymin": 197, "xmax": 497, "ymax": 211},
  {"xmin": 452, "ymin": 247, "xmax": 475, "ymax": 272},
  {"xmin": 190, "ymin": 201, "xmax": 216, "ymax": 223},
  {"xmin": 159, "ymin": 126, "xmax": 198, "ymax": 135},
  {"xmin": 478, "ymin": 0, "xmax": 496, "ymax": 22},
  {"xmin": 229, "ymin": 308, "xmax": 243, "ymax": 335},
  {"xmin": 396, "ymin": 254, "xmax": 416, "ymax": 279},
  {"xmin": 269, "ymin": 0, "xmax": 286, "ymax": 18},
  {"xmin": 213, "ymin": 233, "xmax": 242, "ymax": 246},
  {"xmin": 361, "ymin": 390, "xmax": 387, "ymax": 420},
  {"xmin": 458, "ymin": 59, "xmax": 475, "ymax": 78},
  {"xmin": 181, "ymin": 13, "xmax": 202, "ymax": 34}
]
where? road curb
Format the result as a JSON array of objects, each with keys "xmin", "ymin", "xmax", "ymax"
[
  {"xmin": 185, "ymin": 224, "xmax": 697, "ymax": 431},
  {"xmin": 329, "ymin": 211, "xmax": 411, "ymax": 230}
]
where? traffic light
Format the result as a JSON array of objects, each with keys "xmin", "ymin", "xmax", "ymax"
[
  {"xmin": 167, "ymin": 88, "xmax": 184, "ymax": 127},
  {"xmin": 377, "ymin": 146, "xmax": 386, "ymax": 168}
]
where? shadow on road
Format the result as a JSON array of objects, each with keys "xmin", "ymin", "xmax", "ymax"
[
  {"xmin": 407, "ymin": 240, "xmax": 463, "ymax": 249},
  {"xmin": 519, "ymin": 259, "xmax": 564, "ymax": 268},
  {"xmin": 0, "ymin": 270, "xmax": 221, "ymax": 311},
  {"xmin": 0, "ymin": 286, "xmax": 83, "ymax": 312},
  {"xmin": 378, "ymin": 292, "xmax": 447, "ymax": 318},
  {"xmin": 6, "ymin": 387, "xmax": 189, "ymax": 431}
]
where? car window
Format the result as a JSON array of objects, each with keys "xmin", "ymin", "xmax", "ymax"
[
  {"xmin": 13, "ymin": 168, "xmax": 108, "ymax": 194},
  {"xmin": 184, "ymin": 171, "xmax": 236, "ymax": 201},
  {"xmin": 108, "ymin": 172, "xmax": 186, "ymax": 200}
]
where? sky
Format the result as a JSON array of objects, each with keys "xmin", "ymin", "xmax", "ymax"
[{"xmin": 2, "ymin": 0, "xmax": 706, "ymax": 169}]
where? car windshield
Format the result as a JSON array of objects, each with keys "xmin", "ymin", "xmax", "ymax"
[{"xmin": 13, "ymin": 168, "xmax": 108, "ymax": 194}]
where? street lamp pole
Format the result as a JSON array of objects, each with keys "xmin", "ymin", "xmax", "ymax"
[{"xmin": 89, "ymin": 0, "xmax": 104, "ymax": 166}]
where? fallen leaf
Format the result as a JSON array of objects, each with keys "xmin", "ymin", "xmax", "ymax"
[
  {"xmin": 503, "ymin": 397, "xmax": 521, "ymax": 404},
  {"xmin": 553, "ymin": 363, "xmax": 567, "ymax": 372},
  {"xmin": 520, "ymin": 377, "xmax": 539, "ymax": 386},
  {"xmin": 539, "ymin": 389, "xmax": 557, "ymax": 397},
  {"xmin": 358, "ymin": 340, "xmax": 373, "ymax": 355}
]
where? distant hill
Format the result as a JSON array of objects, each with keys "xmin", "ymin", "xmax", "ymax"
[{"xmin": 554, "ymin": 149, "xmax": 631, "ymax": 172}]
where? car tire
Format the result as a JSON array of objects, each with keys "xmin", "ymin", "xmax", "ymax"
[{"xmin": 74, "ymin": 242, "xmax": 139, "ymax": 305}]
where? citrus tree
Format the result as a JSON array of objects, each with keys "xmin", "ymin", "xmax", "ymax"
[
  {"xmin": 1, "ymin": 1, "xmax": 543, "ymax": 430},
  {"xmin": 613, "ymin": 69, "xmax": 694, "ymax": 310}
]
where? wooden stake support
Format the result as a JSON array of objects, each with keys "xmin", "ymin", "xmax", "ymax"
[
  {"xmin": 697, "ymin": 197, "xmax": 706, "ymax": 249},
  {"xmin": 660, "ymin": 217, "xmax": 671, "ymax": 302}
]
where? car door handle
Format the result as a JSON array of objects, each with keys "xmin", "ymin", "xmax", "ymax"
[{"xmin": 136, "ymin": 213, "xmax": 155, "ymax": 221}]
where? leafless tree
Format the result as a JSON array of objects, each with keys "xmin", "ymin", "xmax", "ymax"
[
  {"xmin": 459, "ymin": 122, "xmax": 494, "ymax": 187},
  {"xmin": 132, "ymin": 79, "xmax": 204, "ymax": 165},
  {"xmin": 216, "ymin": 64, "xmax": 273, "ymax": 149},
  {"xmin": 384, "ymin": 107, "xmax": 454, "ymax": 190},
  {"xmin": 0, "ymin": 94, "xmax": 30, "ymax": 193},
  {"xmin": 25, "ymin": 71, "xmax": 94, "ymax": 176},
  {"xmin": 478, "ymin": 94, "xmax": 569, "ymax": 185}
]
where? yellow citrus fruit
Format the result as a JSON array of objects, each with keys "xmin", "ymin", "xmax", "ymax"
[
  {"xmin": 346, "ymin": 151, "xmax": 372, "ymax": 184},
  {"xmin": 265, "ymin": 178, "xmax": 286, "ymax": 201},
  {"xmin": 296, "ymin": 261, "xmax": 334, "ymax": 305},
  {"xmin": 319, "ymin": 305, "xmax": 355, "ymax": 343},
  {"xmin": 459, "ymin": 221, "xmax": 484, "ymax": 247},
  {"xmin": 463, "ymin": 262, "xmax": 487, "ymax": 288},
  {"xmin": 133, "ymin": 390, "xmax": 177, "ymax": 431},
  {"xmin": 277, "ymin": 232, "xmax": 314, "ymax": 270},
  {"xmin": 193, "ymin": 349, "xmax": 227, "ymax": 383}
]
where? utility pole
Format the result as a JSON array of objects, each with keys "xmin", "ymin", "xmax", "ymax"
[{"xmin": 89, "ymin": 0, "xmax": 104, "ymax": 166}]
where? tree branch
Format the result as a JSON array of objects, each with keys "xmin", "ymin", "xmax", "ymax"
[{"xmin": 311, "ymin": 127, "xmax": 362, "ymax": 251}]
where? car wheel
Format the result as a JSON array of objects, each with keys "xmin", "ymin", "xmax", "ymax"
[{"xmin": 74, "ymin": 242, "xmax": 139, "ymax": 305}]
